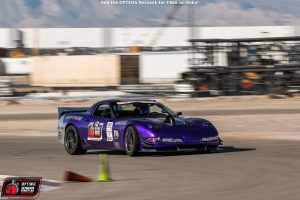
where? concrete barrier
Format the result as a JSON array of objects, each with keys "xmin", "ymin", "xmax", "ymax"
[{"xmin": 30, "ymin": 55, "xmax": 120, "ymax": 87}]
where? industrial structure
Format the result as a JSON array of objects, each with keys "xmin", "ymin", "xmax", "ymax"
[
  {"xmin": 183, "ymin": 37, "xmax": 300, "ymax": 96},
  {"xmin": 0, "ymin": 26, "xmax": 296, "ymax": 49},
  {"xmin": 0, "ymin": 26, "xmax": 300, "ymax": 97}
]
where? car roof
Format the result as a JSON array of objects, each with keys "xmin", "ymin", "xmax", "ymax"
[
  {"xmin": 87, "ymin": 98, "xmax": 159, "ymax": 114},
  {"xmin": 99, "ymin": 98, "xmax": 157, "ymax": 104}
]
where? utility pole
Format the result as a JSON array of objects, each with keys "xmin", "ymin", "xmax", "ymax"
[
  {"xmin": 188, "ymin": 5, "xmax": 197, "ymax": 66},
  {"xmin": 188, "ymin": 5, "xmax": 196, "ymax": 39}
]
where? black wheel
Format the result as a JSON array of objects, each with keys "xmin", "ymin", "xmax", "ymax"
[
  {"xmin": 64, "ymin": 125, "xmax": 87, "ymax": 155},
  {"xmin": 124, "ymin": 126, "xmax": 140, "ymax": 156}
]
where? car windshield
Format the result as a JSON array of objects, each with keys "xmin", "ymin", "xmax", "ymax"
[{"xmin": 111, "ymin": 102, "xmax": 177, "ymax": 118}]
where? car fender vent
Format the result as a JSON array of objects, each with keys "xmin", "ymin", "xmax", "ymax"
[
  {"xmin": 185, "ymin": 121, "xmax": 192, "ymax": 126},
  {"xmin": 202, "ymin": 122, "xmax": 213, "ymax": 127}
]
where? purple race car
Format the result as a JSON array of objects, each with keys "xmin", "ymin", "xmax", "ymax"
[{"xmin": 58, "ymin": 99, "xmax": 222, "ymax": 156}]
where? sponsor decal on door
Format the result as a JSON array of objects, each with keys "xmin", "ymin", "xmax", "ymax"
[
  {"xmin": 87, "ymin": 122, "xmax": 103, "ymax": 141},
  {"xmin": 106, "ymin": 122, "xmax": 113, "ymax": 141}
]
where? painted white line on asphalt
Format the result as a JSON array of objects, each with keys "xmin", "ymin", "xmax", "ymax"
[
  {"xmin": 221, "ymin": 132, "xmax": 300, "ymax": 141},
  {"xmin": 0, "ymin": 131, "xmax": 55, "ymax": 137},
  {"xmin": 41, "ymin": 179, "xmax": 63, "ymax": 192},
  {"xmin": 0, "ymin": 112, "xmax": 56, "ymax": 115}
]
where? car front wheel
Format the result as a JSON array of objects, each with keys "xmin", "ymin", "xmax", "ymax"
[{"xmin": 124, "ymin": 126, "xmax": 140, "ymax": 156}]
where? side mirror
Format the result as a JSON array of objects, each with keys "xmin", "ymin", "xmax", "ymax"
[{"xmin": 176, "ymin": 112, "xmax": 182, "ymax": 116}]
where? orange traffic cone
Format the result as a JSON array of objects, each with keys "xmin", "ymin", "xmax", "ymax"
[{"xmin": 63, "ymin": 170, "xmax": 93, "ymax": 182}]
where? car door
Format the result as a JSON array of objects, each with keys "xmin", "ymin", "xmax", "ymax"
[{"xmin": 87, "ymin": 103, "xmax": 115, "ymax": 149}]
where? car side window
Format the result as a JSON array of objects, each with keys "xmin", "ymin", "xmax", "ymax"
[
  {"xmin": 150, "ymin": 104, "xmax": 163, "ymax": 114},
  {"xmin": 149, "ymin": 104, "xmax": 167, "ymax": 118},
  {"xmin": 93, "ymin": 104, "xmax": 112, "ymax": 118}
]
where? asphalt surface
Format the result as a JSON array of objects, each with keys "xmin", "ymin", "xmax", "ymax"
[
  {"xmin": 0, "ymin": 136, "xmax": 299, "ymax": 200},
  {"xmin": 0, "ymin": 108, "xmax": 300, "ymax": 121},
  {"xmin": 0, "ymin": 97, "xmax": 299, "ymax": 199}
]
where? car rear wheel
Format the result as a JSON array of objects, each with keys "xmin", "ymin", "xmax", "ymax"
[
  {"xmin": 64, "ymin": 125, "xmax": 87, "ymax": 155},
  {"xmin": 124, "ymin": 126, "xmax": 140, "ymax": 156}
]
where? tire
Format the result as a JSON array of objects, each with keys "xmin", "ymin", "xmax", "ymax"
[
  {"xmin": 124, "ymin": 126, "xmax": 140, "ymax": 156},
  {"xmin": 64, "ymin": 125, "xmax": 87, "ymax": 155}
]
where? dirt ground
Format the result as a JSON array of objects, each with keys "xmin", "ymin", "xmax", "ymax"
[
  {"xmin": 0, "ymin": 95, "xmax": 299, "ymax": 114},
  {"xmin": 0, "ymin": 95, "xmax": 299, "ymax": 140}
]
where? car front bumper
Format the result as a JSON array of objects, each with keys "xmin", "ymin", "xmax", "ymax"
[{"xmin": 140, "ymin": 137, "xmax": 221, "ymax": 151}]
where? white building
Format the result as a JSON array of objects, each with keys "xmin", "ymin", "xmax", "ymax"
[{"xmin": 0, "ymin": 26, "xmax": 297, "ymax": 49}]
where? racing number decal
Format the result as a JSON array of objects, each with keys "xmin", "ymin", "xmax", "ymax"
[
  {"xmin": 87, "ymin": 122, "xmax": 103, "ymax": 141},
  {"xmin": 88, "ymin": 122, "xmax": 94, "ymax": 137},
  {"xmin": 106, "ymin": 122, "xmax": 113, "ymax": 141}
]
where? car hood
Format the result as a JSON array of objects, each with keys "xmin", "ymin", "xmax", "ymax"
[
  {"xmin": 129, "ymin": 116, "xmax": 211, "ymax": 127},
  {"xmin": 128, "ymin": 117, "xmax": 218, "ymax": 141}
]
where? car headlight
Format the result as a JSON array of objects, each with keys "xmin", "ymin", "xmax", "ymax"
[
  {"xmin": 201, "ymin": 136, "xmax": 219, "ymax": 142},
  {"xmin": 146, "ymin": 137, "xmax": 161, "ymax": 142}
]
